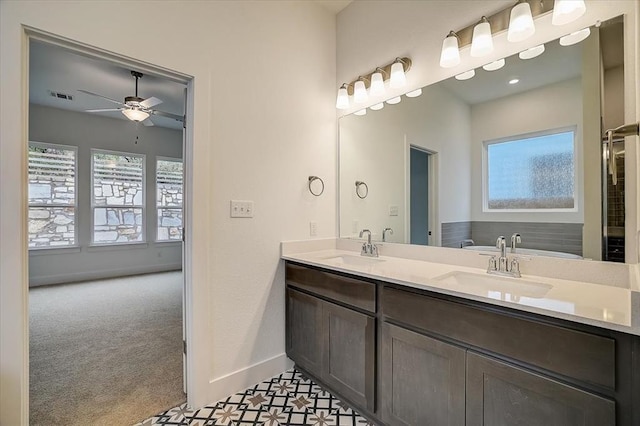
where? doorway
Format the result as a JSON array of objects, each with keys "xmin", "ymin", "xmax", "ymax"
[
  {"xmin": 26, "ymin": 34, "xmax": 192, "ymax": 425},
  {"xmin": 409, "ymin": 146, "xmax": 432, "ymax": 245}
]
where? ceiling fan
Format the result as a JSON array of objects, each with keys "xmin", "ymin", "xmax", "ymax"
[{"xmin": 79, "ymin": 71, "xmax": 183, "ymax": 126}]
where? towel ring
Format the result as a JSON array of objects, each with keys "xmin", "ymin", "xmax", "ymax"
[
  {"xmin": 308, "ymin": 176, "xmax": 325, "ymax": 196},
  {"xmin": 355, "ymin": 180, "xmax": 368, "ymax": 199}
]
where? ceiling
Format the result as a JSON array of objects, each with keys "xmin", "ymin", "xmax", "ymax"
[
  {"xmin": 315, "ymin": 0, "xmax": 352, "ymax": 14},
  {"xmin": 29, "ymin": 41, "xmax": 186, "ymax": 130}
]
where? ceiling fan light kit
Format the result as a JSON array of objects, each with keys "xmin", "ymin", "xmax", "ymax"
[{"xmin": 80, "ymin": 70, "xmax": 183, "ymax": 125}]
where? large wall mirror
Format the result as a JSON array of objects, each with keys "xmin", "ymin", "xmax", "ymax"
[{"xmin": 339, "ymin": 16, "xmax": 631, "ymax": 263}]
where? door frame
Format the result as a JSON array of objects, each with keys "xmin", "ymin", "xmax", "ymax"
[
  {"xmin": 22, "ymin": 26, "xmax": 197, "ymax": 421},
  {"xmin": 405, "ymin": 140, "xmax": 439, "ymax": 246}
]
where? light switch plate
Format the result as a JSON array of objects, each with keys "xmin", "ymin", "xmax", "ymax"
[
  {"xmin": 230, "ymin": 200, "xmax": 254, "ymax": 218},
  {"xmin": 389, "ymin": 205, "xmax": 399, "ymax": 216}
]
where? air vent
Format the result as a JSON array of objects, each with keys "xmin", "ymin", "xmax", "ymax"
[{"xmin": 48, "ymin": 91, "xmax": 74, "ymax": 101}]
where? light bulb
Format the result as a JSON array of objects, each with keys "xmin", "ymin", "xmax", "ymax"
[
  {"xmin": 386, "ymin": 96, "xmax": 401, "ymax": 105},
  {"xmin": 439, "ymin": 31, "xmax": 460, "ymax": 68},
  {"xmin": 370, "ymin": 103, "xmax": 384, "ymax": 111},
  {"xmin": 389, "ymin": 60, "xmax": 407, "ymax": 89},
  {"xmin": 508, "ymin": 1, "xmax": 535, "ymax": 42},
  {"xmin": 509, "ymin": 78, "xmax": 520, "ymax": 85},
  {"xmin": 354, "ymin": 109, "xmax": 367, "ymax": 116},
  {"xmin": 519, "ymin": 44, "xmax": 545, "ymax": 60},
  {"xmin": 335, "ymin": 84, "xmax": 349, "ymax": 110},
  {"xmin": 470, "ymin": 17, "xmax": 493, "ymax": 57},
  {"xmin": 370, "ymin": 70, "xmax": 385, "ymax": 96},
  {"xmin": 353, "ymin": 79, "xmax": 368, "ymax": 104},
  {"xmin": 552, "ymin": 0, "xmax": 586, "ymax": 26},
  {"xmin": 455, "ymin": 70, "xmax": 476, "ymax": 81},
  {"xmin": 482, "ymin": 59, "xmax": 505, "ymax": 71},
  {"xmin": 559, "ymin": 27, "xmax": 590, "ymax": 46},
  {"xmin": 122, "ymin": 108, "xmax": 149, "ymax": 122},
  {"xmin": 406, "ymin": 88, "xmax": 422, "ymax": 98}
]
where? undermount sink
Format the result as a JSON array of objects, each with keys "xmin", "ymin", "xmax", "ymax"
[
  {"xmin": 322, "ymin": 254, "xmax": 385, "ymax": 266},
  {"xmin": 432, "ymin": 271, "xmax": 552, "ymax": 299}
]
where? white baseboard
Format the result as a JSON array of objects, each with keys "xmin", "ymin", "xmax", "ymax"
[
  {"xmin": 28, "ymin": 263, "xmax": 182, "ymax": 287},
  {"xmin": 207, "ymin": 353, "xmax": 294, "ymax": 405}
]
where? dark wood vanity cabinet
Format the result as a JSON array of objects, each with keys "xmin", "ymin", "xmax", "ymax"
[
  {"xmin": 285, "ymin": 261, "xmax": 639, "ymax": 426},
  {"xmin": 285, "ymin": 263, "xmax": 376, "ymax": 412}
]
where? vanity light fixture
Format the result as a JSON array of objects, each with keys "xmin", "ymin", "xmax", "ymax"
[
  {"xmin": 470, "ymin": 17, "xmax": 493, "ymax": 58},
  {"xmin": 336, "ymin": 84, "xmax": 349, "ymax": 109},
  {"xmin": 519, "ymin": 44, "xmax": 545, "ymax": 59},
  {"xmin": 439, "ymin": 31, "xmax": 461, "ymax": 68},
  {"xmin": 354, "ymin": 108, "xmax": 367, "ymax": 116},
  {"xmin": 559, "ymin": 27, "xmax": 590, "ymax": 46},
  {"xmin": 386, "ymin": 96, "xmax": 402, "ymax": 105},
  {"xmin": 406, "ymin": 88, "xmax": 423, "ymax": 98},
  {"xmin": 122, "ymin": 108, "xmax": 149, "ymax": 122},
  {"xmin": 334, "ymin": 57, "xmax": 411, "ymax": 110},
  {"xmin": 455, "ymin": 70, "xmax": 476, "ymax": 81},
  {"xmin": 370, "ymin": 69, "xmax": 386, "ymax": 96},
  {"xmin": 389, "ymin": 58, "xmax": 408, "ymax": 89},
  {"xmin": 483, "ymin": 59, "xmax": 505, "ymax": 71},
  {"xmin": 509, "ymin": 78, "xmax": 520, "ymax": 85},
  {"xmin": 508, "ymin": 0, "xmax": 535, "ymax": 43},
  {"xmin": 552, "ymin": 0, "xmax": 586, "ymax": 26},
  {"xmin": 370, "ymin": 103, "xmax": 385, "ymax": 111},
  {"xmin": 353, "ymin": 77, "xmax": 369, "ymax": 104}
]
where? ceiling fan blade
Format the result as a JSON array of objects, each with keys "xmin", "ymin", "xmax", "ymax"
[
  {"xmin": 151, "ymin": 109, "xmax": 184, "ymax": 122},
  {"xmin": 142, "ymin": 117, "xmax": 155, "ymax": 127},
  {"xmin": 140, "ymin": 96, "xmax": 162, "ymax": 108},
  {"xmin": 86, "ymin": 108, "xmax": 122, "ymax": 113},
  {"xmin": 78, "ymin": 89, "xmax": 124, "ymax": 106}
]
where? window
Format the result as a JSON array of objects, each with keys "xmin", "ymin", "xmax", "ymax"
[
  {"xmin": 92, "ymin": 150, "xmax": 145, "ymax": 244},
  {"xmin": 28, "ymin": 142, "xmax": 77, "ymax": 248},
  {"xmin": 156, "ymin": 158, "xmax": 183, "ymax": 241},
  {"xmin": 485, "ymin": 129, "xmax": 575, "ymax": 210}
]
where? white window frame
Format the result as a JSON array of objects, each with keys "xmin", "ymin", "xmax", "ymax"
[
  {"xmin": 90, "ymin": 148, "xmax": 146, "ymax": 245},
  {"xmin": 482, "ymin": 126, "xmax": 578, "ymax": 213},
  {"xmin": 28, "ymin": 141, "xmax": 79, "ymax": 250},
  {"xmin": 155, "ymin": 156, "xmax": 184, "ymax": 243}
]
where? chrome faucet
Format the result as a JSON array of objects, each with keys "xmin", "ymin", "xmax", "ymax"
[
  {"xmin": 510, "ymin": 233, "xmax": 522, "ymax": 253},
  {"xmin": 487, "ymin": 235, "xmax": 521, "ymax": 278},
  {"xmin": 359, "ymin": 229, "xmax": 378, "ymax": 257},
  {"xmin": 382, "ymin": 227, "xmax": 393, "ymax": 242}
]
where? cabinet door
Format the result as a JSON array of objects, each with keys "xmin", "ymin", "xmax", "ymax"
[
  {"xmin": 286, "ymin": 288, "xmax": 323, "ymax": 377},
  {"xmin": 466, "ymin": 352, "xmax": 615, "ymax": 426},
  {"xmin": 322, "ymin": 301, "xmax": 375, "ymax": 411},
  {"xmin": 380, "ymin": 323, "xmax": 465, "ymax": 426}
]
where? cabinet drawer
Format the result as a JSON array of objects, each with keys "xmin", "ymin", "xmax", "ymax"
[
  {"xmin": 286, "ymin": 262, "xmax": 376, "ymax": 313},
  {"xmin": 381, "ymin": 286, "xmax": 616, "ymax": 389}
]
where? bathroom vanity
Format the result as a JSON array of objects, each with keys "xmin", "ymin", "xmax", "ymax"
[{"xmin": 283, "ymin": 244, "xmax": 640, "ymax": 426}]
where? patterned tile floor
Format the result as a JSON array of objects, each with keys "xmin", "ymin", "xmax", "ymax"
[{"xmin": 134, "ymin": 368, "xmax": 375, "ymax": 426}]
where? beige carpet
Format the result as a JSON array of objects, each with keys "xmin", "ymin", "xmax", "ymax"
[{"xmin": 29, "ymin": 271, "xmax": 185, "ymax": 426}]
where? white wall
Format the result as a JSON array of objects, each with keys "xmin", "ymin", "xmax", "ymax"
[
  {"xmin": 470, "ymin": 78, "xmax": 584, "ymax": 223},
  {"xmin": 339, "ymin": 84, "xmax": 471, "ymax": 243},
  {"xmin": 28, "ymin": 105, "xmax": 183, "ymax": 286},
  {"xmin": 1, "ymin": 1, "xmax": 336, "ymax": 424}
]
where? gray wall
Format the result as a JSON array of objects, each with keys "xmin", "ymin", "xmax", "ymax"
[{"xmin": 29, "ymin": 104, "xmax": 183, "ymax": 286}]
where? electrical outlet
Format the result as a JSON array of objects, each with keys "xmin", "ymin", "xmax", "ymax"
[
  {"xmin": 352, "ymin": 220, "xmax": 358, "ymax": 233},
  {"xmin": 389, "ymin": 205, "xmax": 399, "ymax": 216},
  {"xmin": 230, "ymin": 200, "xmax": 254, "ymax": 218},
  {"xmin": 309, "ymin": 221, "xmax": 318, "ymax": 237}
]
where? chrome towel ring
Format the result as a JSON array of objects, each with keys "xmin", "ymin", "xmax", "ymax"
[
  {"xmin": 355, "ymin": 180, "xmax": 368, "ymax": 199},
  {"xmin": 308, "ymin": 176, "xmax": 325, "ymax": 196}
]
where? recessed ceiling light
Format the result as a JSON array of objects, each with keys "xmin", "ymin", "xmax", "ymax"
[
  {"xmin": 354, "ymin": 109, "xmax": 367, "ymax": 116},
  {"xmin": 406, "ymin": 88, "xmax": 423, "ymax": 98},
  {"xmin": 386, "ymin": 96, "xmax": 402, "ymax": 105},
  {"xmin": 370, "ymin": 103, "xmax": 384, "ymax": 111},
  {"xmin": 509, "ymin": 78, "xmax": 520, "ymax": 85},
  {"xmin": 519, "ymin": 44, "xmax": 545, "ymax": 60},
  {"xmin": 482, "ymin": 59, "xmax": 505, "ymax": 71},
  {"xmin": 455, "ymin": 70, "xmax": 476, "ymax": 81}
]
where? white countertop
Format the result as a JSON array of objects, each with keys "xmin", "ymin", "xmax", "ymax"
[{"xmin": 282, "ymin": 244, "xmax": 640, "ymax": 336}]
